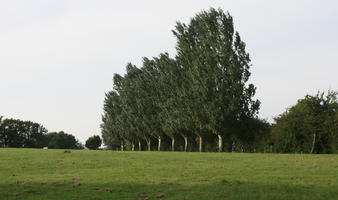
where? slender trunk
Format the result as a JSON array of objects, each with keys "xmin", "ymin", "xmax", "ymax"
[
  {"xmin": 310, "ymin": 132, "xmax": 316, "ymax": 154},
  {"xmin": 218, "ymin": 135, "xmax": 222, "ymax": 152},
  {"xmin": 131, "ymin": 143, "xmax": 135, "ymax": 151},
  {"xmin": 121, "ymin": 141, "xmax": 124, "ymax": 151},
  {"xmin": 199, "ymin": 136, "xmax": 202, "ymax": 152},
  {"xmin": 138, "ymin": 140, "xmax": 141, "ymax": 151},
  {"xmin": 184, "ymin": 136, "xmax": 188, "ymax": 152},
  {"xmin": 146, "ymin": 139, "xmax": 151, "ymax": 151},
  {"xmin": 199, "ymin": 124, "xmax": 203, "ymax": 152},
  {"xmin": 158, "ymin": 136, "xmax": 161, "ymax": 151},
  {"xmin": 171, "ymin": 137, "xmax": 175, "ymax": 152}
]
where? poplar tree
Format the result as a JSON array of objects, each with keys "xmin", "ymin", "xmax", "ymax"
[
  {"xmin": 101, "ymin": 8, "xmax": 261, "ymax": 152},
  {"xmin": 173, "ymin": 8, "xmax": 260, "ymax": 151}
]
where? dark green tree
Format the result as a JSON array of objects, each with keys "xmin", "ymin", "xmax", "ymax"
[
  {"xmin": 236, "ymin": 117, "xmax": 271, "ymax": 152},
  {"xmin": 85, "ymin": 135, "xmax": 102, "ymax": 150},
  {"xmin": 272, "ymin": 91, "xmax": 337, "ymax": 153},
  {"xmin": 101, "ymin": 90, "xmax": 126, "ymax": 150},
  {"xmin": 47, "ymin": 131, "xmax": 77, "ymax": 149},
  {"xmin": 142, "ymin": 54, "xmax": 180, "ymax": 151},
  {"xmin": 0, "ymin": 118, "xmax": 47, "ymax": 148},
  {"xmin": 121, "ymin": 64, "xmax": 152, "ymax": 151}
]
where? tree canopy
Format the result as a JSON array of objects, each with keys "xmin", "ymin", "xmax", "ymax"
[
  {"xmin": 85, "ymin": 135, "xmax": 102, "ymax": 150},
  {"xmin": 46, "ymin": 131, "xmax": 81, "ymax": 149},
  {"xmin": 0, "ymin": 118, "xmax": 47, "ymax": 148},
  {"xmin": 271, "ymin": 91, "xmax": 337, "ymax": 153},
  {"xmin": 101, "ymin": 8, "xmax": 265, "ymax": 152},
  {"xmin": 0, "ymin": 117, "xmax": 83, "ymax": 149}
]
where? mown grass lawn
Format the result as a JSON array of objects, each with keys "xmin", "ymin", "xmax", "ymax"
[{"xmin": 0, "ymin": 148, "xmax": 337, "ymax": 200}]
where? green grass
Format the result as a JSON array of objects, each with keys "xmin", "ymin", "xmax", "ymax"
[{"xmin": 0, "ymin": 149, "xmax": 337, "ymax": 200}]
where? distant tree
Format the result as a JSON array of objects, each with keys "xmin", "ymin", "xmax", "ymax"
[
  {"xmin": 47, "ymin": 131, "xmax": 77, "ymax": 149},
  {"xmin": 85, "ymin": 135, "xmax": 102, "ymax": 150},
  {"xmin": 272, "ymin": 91, "xmax": 337, "ymax": 153},
  {"xmin": 0, "ymin": 118, "xmax": 47, "ymax": 148}
]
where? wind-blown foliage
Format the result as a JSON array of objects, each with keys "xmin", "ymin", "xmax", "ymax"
[
  {"xmin": 173, "ymin": 8, "xmax": 260, "ymax": 152},
  {"xmin": 101, "ymin": 8, "xmax": 265, "ymax": 152}
]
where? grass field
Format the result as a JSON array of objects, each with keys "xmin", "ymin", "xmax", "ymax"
[{"xmin": 0, "ymin": 149, "xmax": 337, "ymax": 200}]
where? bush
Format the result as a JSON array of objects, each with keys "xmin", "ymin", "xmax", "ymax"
[{"xmin": 85, "ymin": 135, "xmax": 102, "ymax": 150}]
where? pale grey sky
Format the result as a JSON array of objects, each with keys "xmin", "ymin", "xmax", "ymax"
[{"xmin": 1, "ymin": 0, "xmax": 337, "ymax": 143}]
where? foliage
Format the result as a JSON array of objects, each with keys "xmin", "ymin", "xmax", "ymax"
[
  {"xmin": 85, "ymin": 135, "xmax": 102, "ymax": 150},
  {"xmin": 272, "ymin": 91, "xmax": 337, "ymax": 153},
  {"xmin": 45, "ymin": 131, "xmax": 78, "ymax": 149},
  {"xmin": 0, "ymin": 117, "xmax": 82, "ymax": 149},
  {"xmin": 173, "ymin": 8, "xmax": 260, "ymax": 146},
  {"xmin": 101, "ymin": 8, "xmax": 263, "ymax": 152},
  {"xmin": 235, "ymin": 117, "xmax": 271, "ymax": 152},
  {"xmin": 0, "ymin": 118, "xmax": 47, "ymax": 148}
]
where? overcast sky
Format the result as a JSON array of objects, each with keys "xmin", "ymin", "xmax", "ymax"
[{"xmin": 1, "ymin": 0, "xmax": 337, "ymax": 143}]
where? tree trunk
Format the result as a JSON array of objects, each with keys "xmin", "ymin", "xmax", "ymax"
[
  {"xmin": 218, "ymin": 135, "xmax": 222, "ymax": 152},
  {"xmin": 184, "ymin": 136, "xmax": 188, "ymax": 152},
  {"xmin": 158, "ymin": 136, "xmax": 161, "ymax": 151},
  {"xmin": 199, "ymin": 136, "xmax": 202, "ymax": 152},
  {"xmin": 171, "ymin": 137, "xmax": 175, "ymax": 152},
  {"xmin": 138, "ymin": 140, "xmax": 141, "ymax": 151},
  {"xmin": 121, "ymin": 141, "xmax": 124, "ymax": 151},
  {"xmin": 310, "ymin": 132, "xmax": 316, "ymax": 154},
  {"xmin": 199, "ymin": 124, "xmax": 203, "ymax": 152},
  {"xmin": 146, "ymin": 139, "xmax": 151, "ymax": 151},
  {"xmin": 131, "ymin": 143, "xmax": 135, "ymax": 151}
]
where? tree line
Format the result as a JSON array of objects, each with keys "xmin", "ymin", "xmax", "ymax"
[
  {"xmin": 1, "ymin": 9, "xmax": 335, "ymax": 153},
  {"xmin": 101, "ymin": 8, "xmax": 337, "ymax": 153},
  {"xmin": 101, "ymin": 8, "xmax": 268, "ymax": 152},
  {"xmin": 0, "ymin": 117, "xmax": 102, "ymax": 150},
  {"xmin": 0, "ymin": 117, "xmax": 83, "ymax": 149}
]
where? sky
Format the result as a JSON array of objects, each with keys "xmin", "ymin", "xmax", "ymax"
[{"xmin": 0, "ymin": 0, "xmax": 337, "ymax": 144}]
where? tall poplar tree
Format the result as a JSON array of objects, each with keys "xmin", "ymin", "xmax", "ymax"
[
  {"xmin": 101, "ymin": 8, "xmax": 261, "ymax": 152},
  {"xmin": 173, "ymin": 8, "xmax": 260, "ymax": 152}
]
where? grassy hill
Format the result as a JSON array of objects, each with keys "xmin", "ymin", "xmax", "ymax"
[{"xmin": 0, "ymin": 149, "xmax": 337, "ymax": 200}]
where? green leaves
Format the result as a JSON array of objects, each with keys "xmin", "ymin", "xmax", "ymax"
[
  {"xmin": 47, "ymin": 131, "xmax": 78, "ymax": 149},
  {"xmin": 85, "ymin": 135, "xmax": 102, "ymax": 150},
  {"xmin": 102, "ymin": 8, "xmax": 261, "ymax": 151},
  {"xmin": 0, "ymin": 118, "xmax": 48, "ymax": 148},
  {"xmin": 272, "ymin": 91, "xmax": 338, "ymax": 153},
  {"xmin": 173, "ymin": 8, "xmax": 260, "ymax": 143}
]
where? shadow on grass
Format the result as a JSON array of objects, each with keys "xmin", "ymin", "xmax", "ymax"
[{"xmin": 0, "ymin": 178, "xmax": 337, "ymax": 200}]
